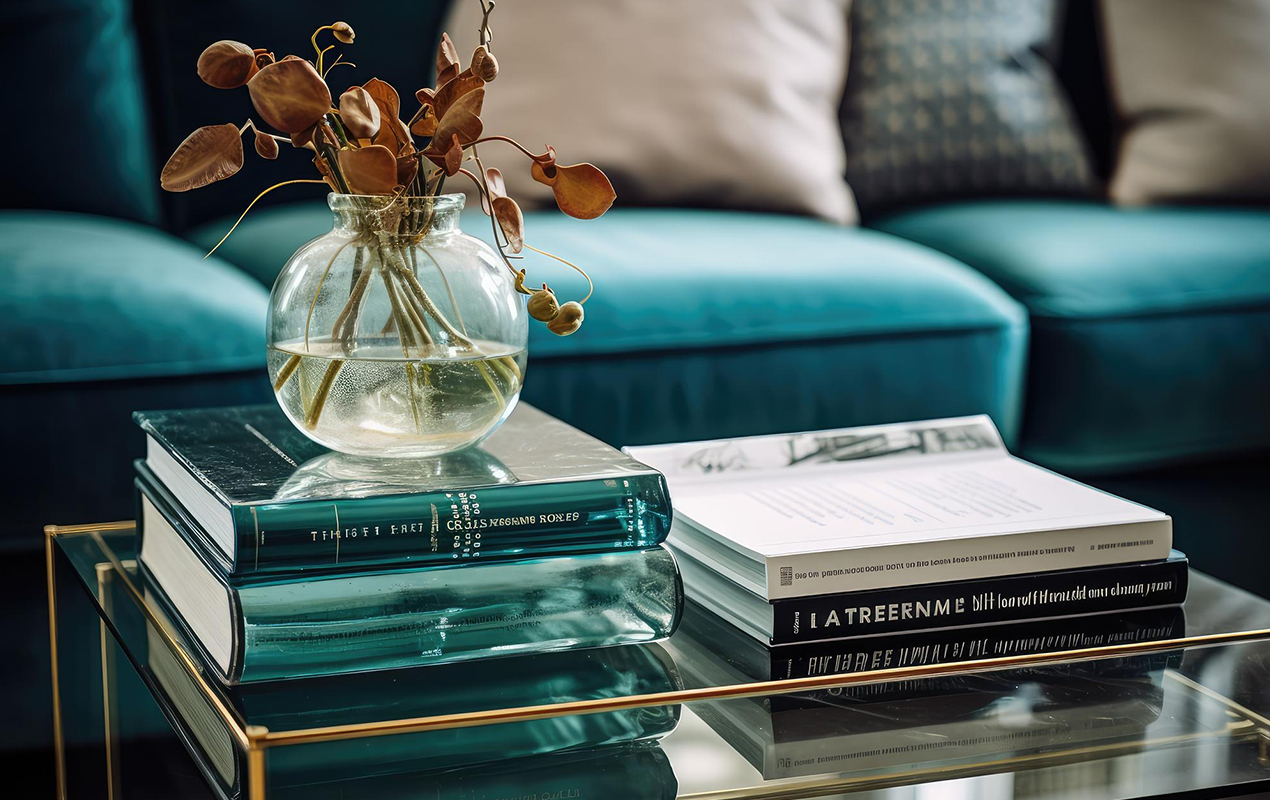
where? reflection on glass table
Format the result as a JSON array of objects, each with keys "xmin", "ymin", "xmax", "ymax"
[{"xmin": 48, "ymin": 523, "xmax": 1270, "ymax": 799}]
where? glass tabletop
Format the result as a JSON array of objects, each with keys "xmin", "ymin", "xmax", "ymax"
[{"xmin": 48, "ymin": 522, "xmax": 1270, "ymax": 799}]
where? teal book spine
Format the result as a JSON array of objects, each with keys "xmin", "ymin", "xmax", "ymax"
[
  {"xmin": 230, "ymin": 472, "xmax": 672, "ymax": 575},
  {"xmin": 135, "ymin": 404, "xmax": 674, "ymax": 578},
  {"xmin": 230, "ymin": 546, "xmax": 683, "ymax": 682}
]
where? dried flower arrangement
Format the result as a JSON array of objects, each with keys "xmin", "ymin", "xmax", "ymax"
[{"xmin": 160, "ymin": 1, "xmax": 613, "ymax": 344}]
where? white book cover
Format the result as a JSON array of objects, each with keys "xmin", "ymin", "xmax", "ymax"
[{"xmin": 627, "ymin": 416, "xmax": 1171, "ymax": 600}]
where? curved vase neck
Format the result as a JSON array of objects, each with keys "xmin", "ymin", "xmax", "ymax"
[{"xmin": 328, "ymin": 193, "xmax": 465, "ymax": 238}]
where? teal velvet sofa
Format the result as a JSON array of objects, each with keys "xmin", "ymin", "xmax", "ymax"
[{"xmin": 3, "ymin": 0, "xmax": 1268, "ymax": 773}]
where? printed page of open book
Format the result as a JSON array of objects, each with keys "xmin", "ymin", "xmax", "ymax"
[{"xmin": 627, "ymin": 416, "xmax": 1167, "ymax": 558}]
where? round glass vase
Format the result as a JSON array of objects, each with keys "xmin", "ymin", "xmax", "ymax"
[{"xmin": 267, "ymin": 193, "xmax": 528, "ymax": 457}]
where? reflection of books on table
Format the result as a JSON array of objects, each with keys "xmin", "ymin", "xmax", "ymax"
[
  {"xmin": 676, "ymin": 604, "xmax": 1178, "ymax": 780},
  {"xmin": 142, "ymin": 585, "xmax": 683, "ymax": 797},
  {"xmin": 694, "ymin": 681, "xmax": 1166, "ymax": 781},
  {"xmin": 278, "ymin": 742, "xmax": 679, "ymax": 800}
]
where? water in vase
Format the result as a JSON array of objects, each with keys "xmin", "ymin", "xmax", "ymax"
[{"xmin": 268, "ymin": 338, "xmax": 527, "ymax": 457}]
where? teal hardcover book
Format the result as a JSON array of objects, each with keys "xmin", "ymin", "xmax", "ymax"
[
  {"xmin": 138, "ymin": 561, "xmax": 681, "ymax": 799},
  {"xmin": 138, "ymin": 479, "xmax": 684, "ymax": 683},
  {"xmin": 133, "ymin": 403, "xmax": 671, "ymax": 577}
]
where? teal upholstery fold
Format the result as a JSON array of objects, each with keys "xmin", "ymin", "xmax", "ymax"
[
  {"xmin": 0, "ymin": 211, "xmax": 273, "ymax": 545},
  {"xmin": 191, "ymin": 203, "xmax": 1030, "ymax": 447},
  {"xmin": 874, "ymin": 201, "xmax": 1270, "ymax": 473},
  {"xmin": 5, "ymin": 0, "xmax": 159, "ymax": 224}
]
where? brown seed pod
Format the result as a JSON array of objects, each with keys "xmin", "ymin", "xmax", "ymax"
[
  {"xmin": 197, "ymin": 40, "xmax": 257, "ymax": 89},
  {"xmin": 470, "ymin": 46, "xmax": 499, "ymax": 82},
  {"xmin": 547, "ymin": 301, "xmax": 584, "ymax": 336},
  {"xmin": 527, "ymin": 287, "xmax": 559, "ymax": 322},
  {"xmin": 331, "ymin": 21, "xmax": 355, "ymax": 44}
]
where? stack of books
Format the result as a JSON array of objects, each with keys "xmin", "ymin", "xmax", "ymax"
[
  {"xmin": 628, "ymin": 415, "xmax": 1186, "ymax": 652},
  {"xmin": 134, "ymin": 403, "xmax": 682, "ymax": 683},
  {"xmin": 629, "ymin": 415, "xmax": 1188, "ymax": 781}
]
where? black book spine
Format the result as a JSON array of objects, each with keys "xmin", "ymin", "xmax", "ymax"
[
  {"xmin": 770, "ymin": 557, "xmax": 1187, "ymax": 645},
  {"xmin": 769, "ymin": 607, "xmax": 1186, "ymax": 687}
]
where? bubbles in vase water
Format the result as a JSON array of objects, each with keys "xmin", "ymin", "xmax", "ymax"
[{"xmin": 268, "ymin": 339, "xmax": 526, "ymax": 457}]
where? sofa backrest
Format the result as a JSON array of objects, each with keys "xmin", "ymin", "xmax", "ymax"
[
  {"xmin": 9, "ymin": 0, "xmax": 1112, "ymax": 231},
  {"xmin": 5, "ymin": 0, "xmax": 161, "ymax": 225},
  {"xmin": 132, "ymin": 0, "xmax": 452, "ymax": 231}
]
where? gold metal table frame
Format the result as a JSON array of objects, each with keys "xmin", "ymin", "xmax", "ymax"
[{"xmin": 46, "ymin": 522, "xmax": 1270, "ymax": 800}]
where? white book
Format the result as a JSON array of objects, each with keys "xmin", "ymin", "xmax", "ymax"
[{"xmin": 627, "ymin": 416, "xmax": 1171, "ymax": 600}]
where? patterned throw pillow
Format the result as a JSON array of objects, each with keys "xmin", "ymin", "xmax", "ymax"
[{"xmin": 841, "ymin": 0, "xmax": 1096, "ymax": 217}]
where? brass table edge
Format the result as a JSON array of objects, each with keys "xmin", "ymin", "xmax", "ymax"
[
  {"xmin": 51, "ymin": 522, "xmax": 1270, "ymax": 751},
  {"xmin": 47, "ymin": 521, "xmax": 134, "ymax": 535},
  {"xmin": 78, "ymin": 528, "xmax": 258, "ymax": 750}
]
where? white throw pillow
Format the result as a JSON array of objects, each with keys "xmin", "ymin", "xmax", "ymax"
[
  {"xmin": 1102, "ymin": 0, "xmax": 1270, "ymax": 205},
  {"xmin": 442, "ymin": 0, "xmax": 856, "ymax": 224}
]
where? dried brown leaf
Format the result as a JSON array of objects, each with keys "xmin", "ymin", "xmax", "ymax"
[
  {"xmin": 432, "ymin": 87, "xmax": 484, "ymax": 146},
  {"xmin": 480, "ymin": 166, "xmax": 507, "ymax": 214},
  {"xmin": 485, "ymin": 166, "xmax": 507, "ymax": 198},
  {"xmin": 248, "ymin": 58, "xmax": 332, "ymax": 132},
  {"xmin": 337, "ymin": 145, "xmax": 399, "ymax": 194},
  {"xmin": 409, "ymin": 106, "xmax": 437, "ymax": 138},
  {"xmin": 416, "ymin": 87, "xmax": 435, "ymax": 105},
  {"xmin": 437, "ymin": 63, "xmax": 460, "ymax": 88},
  {"xmin": 291, "ymin": 123, "xmax": 317, "ymax": 149},
  {"xmin": 338, "ymin": 86, "xmax": 381, "ymax": 139},
  {"xmin": 432, "ymin": 73, "xmax": 484, "ymax": 120},
  {"xmin": 161, "ymin": 123, "xmax": 245, "ymax": 191},
  {"xmin": 362, "ymin": 78, "xmax": 413, "ymax": 154},
  {"xmin": 362, "ymin": 77, "xmax": 401, "ymax": 119},
  {"xmin": 530, "ymin": 161, "xmax": 615, "ymax": 219},
  {"xmin": 436, "ymin": 32, "xmax": 460, "ymax": 85},
  {"xmin": 254, "ymin": 129, "xmax": 279, "ymax": 159},
  {"xmin": 397, "ymin": 155, "xmax": 419, "ymax": 187},
  {"xmin": 198, "ymin": 40, "xmax": 257, "ymax": 89},
  {"xmin": 441, "ymin": 134, "xmax": 463, "ymax": 176},
  {"xmin": 491, "ymin": 195, "xmax": 524, "ymax": 253}
]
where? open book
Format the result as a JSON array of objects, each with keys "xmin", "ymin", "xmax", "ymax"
[{"xmin": 627, "ymin": 416, "xmax": 1171, "ymax": 600}]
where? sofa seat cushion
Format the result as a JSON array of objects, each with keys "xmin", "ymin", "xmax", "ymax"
[
  {"xmin": 2, "ymin": 212, "xmax": 269, "ymax": 384},
  {"xmin": 191, "ymin": 203, "xmax": 1028, "ymax": 447},
  {"xmin": 873, "ymin": 200, "xmax": 1270, "ymax": 473},
  {"xmin": 1, "ymin": 211, "xmax": 273, "ymax": 544}
]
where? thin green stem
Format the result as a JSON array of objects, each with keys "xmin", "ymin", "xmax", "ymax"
[
  {"xmin": 305, "ymin": 238, "xmax": 355, "ymax": 349},
  {"xmin": 523, "ymin": 243, "xmax": 595, "ymax": 305},
  {"xmin": 272, "ymin": 354, "xmax": 301, "ymax": 392},
  {"xmin": 331, "ymin": 248, "xmax": 372, "ymax": 352},
  {"xmin": 304, "ymin": 358, "xmax": 343, "ymax": 429}
]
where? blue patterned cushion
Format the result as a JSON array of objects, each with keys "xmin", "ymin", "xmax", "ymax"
[{"xmin": 841, "ymin": 0, "xmax": 1096, "ymax": 216}]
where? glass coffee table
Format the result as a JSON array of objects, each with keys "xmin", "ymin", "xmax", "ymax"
[{"xmin": 47, "ymin": 522, "xmax": 1270, "ymax": 799}]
